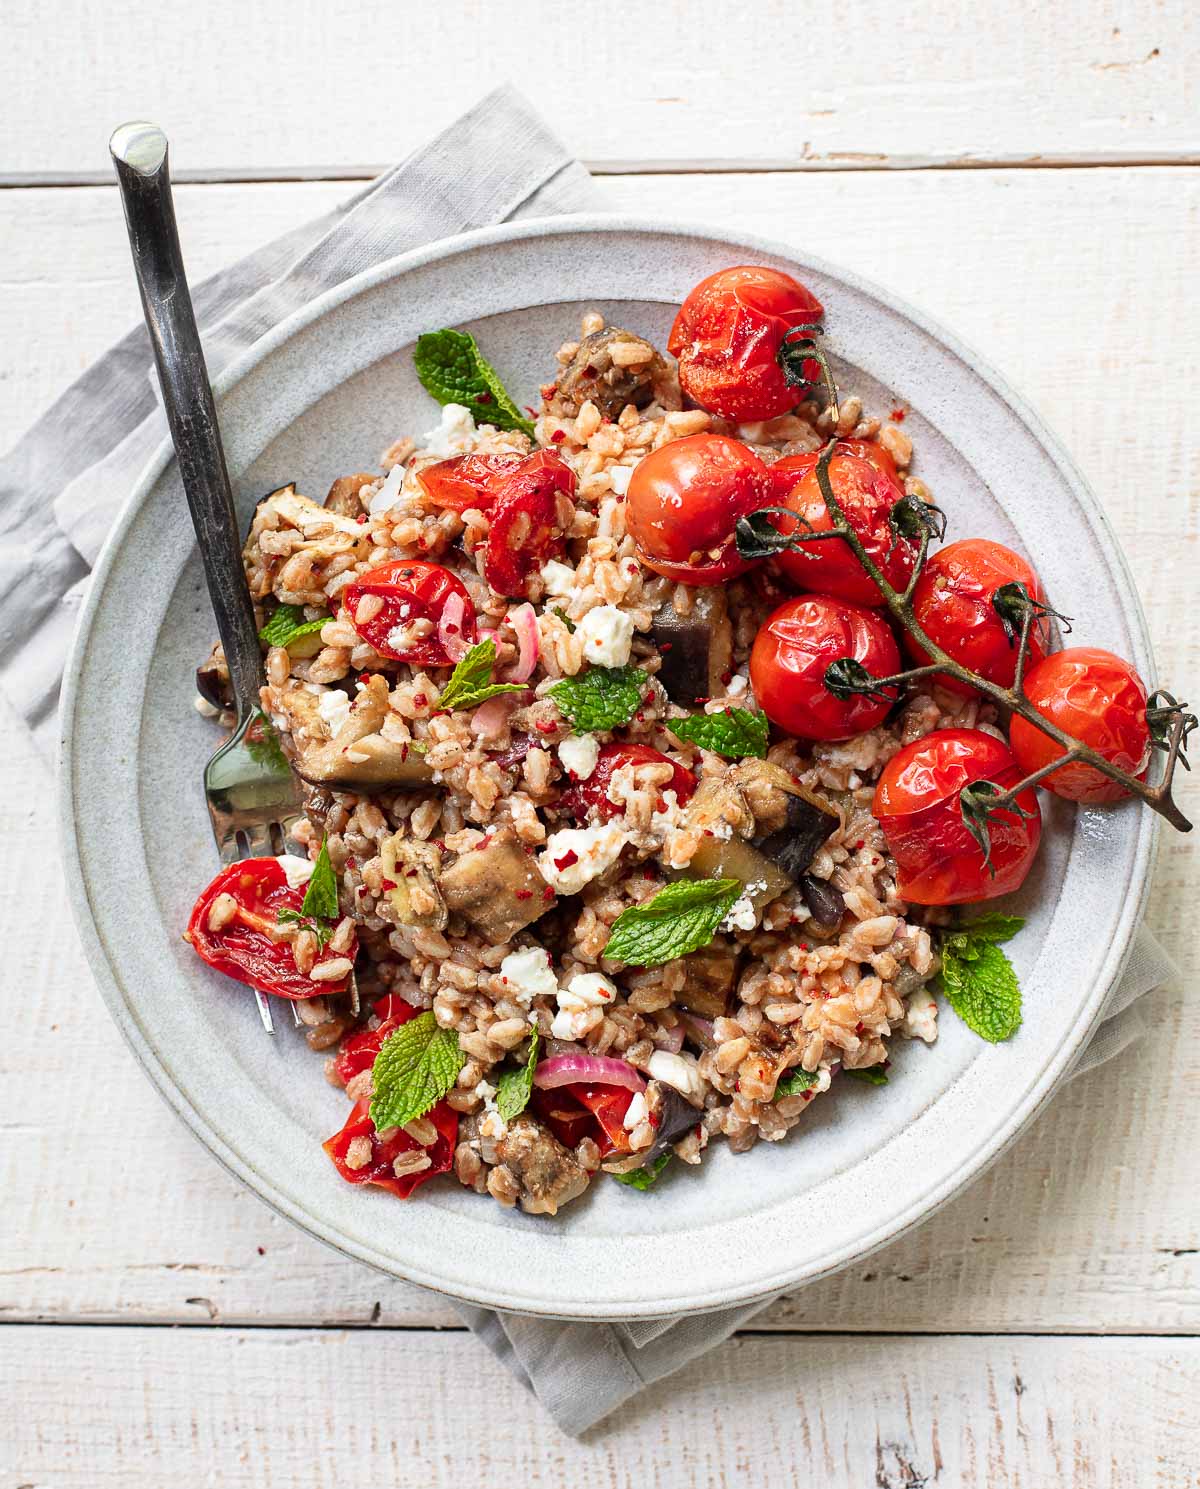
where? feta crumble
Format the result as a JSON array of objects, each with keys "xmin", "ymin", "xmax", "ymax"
[
  {"xmin": 537, "ymin": 823, "xmax": 629, "ymax": 895},
  {"xmin": 623, "ymin": 1091, "xmax": 649, "ymax": 1131},
  {"xmin": 576, "ymin": 604, "xmax": 635, "ymax": 668},
  {"xmin": 367, "ymin": 461, "xmax": 406, "ymax": 515},
  {"xmin": 277, "ymin": 855, "xmax": 315, "ymax": 889},
  {"xmin": 721, "ymin": 893, "xmax": 758, "ymax": 933},
  {"xmin": 558, "ymin": 734, "xmax": 599, "ymax": 781},
  {"xmin": 418, "ymin": 402, "xmax": 478, "ymax": 458},
  {"xmin": 498, "ymin": 947, "xmax": 559, "ymax": 1009},
  {"xmin": 550, "ymin": 969, "xmax": 615, "ymax": 1041},
  {"xmin": 608, "ymin": 464, "xmax": 635, "ymax": 497},
  {"xmin": 540, "ymin": 559, "xmax": 576, "ymax": 597},
  {"xmin": 901, "ymin": 985, "xmax": 939, "ymax": 1043},
  {"xmin": 647, "ymin": 1050, "xmax": 707, "ymax": 1104},
  {"xmin": 475, "ymin": 1080, "xmax": 508, "ymax": 1140},
  {"xmin": 316, "ymin": 688, "xmax": 353, "ymax": 737}
]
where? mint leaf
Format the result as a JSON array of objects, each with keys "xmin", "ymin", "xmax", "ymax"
[
  {"xmin": 604, "ymin": 878, "xmax": 740, "ymax": 968},
  {"xmin": 259, "ymin": 603, "xmax": 329, "ymax": 650},
  {"xmin": 549, "ymin": 664, "xmax": 646, "ymax": 732},
  {"xmin": 939, "ymin": 940, "xmax": 1022, "ymax": 1043},
  {"xmin": 495, "ymin": 1025, "xmax": 539, "ymax": 1122},
  {"xmin": 946, "ymin": 913, "xmax": 1025, "ymax": 958},
  {"xmin": 845, "ymin": 1065, "xmax": 889, "ymax": 1085},
  {"xmin": 276, "ymin": 908, "xmax": 333, "ymax": 950},
  {"xmin": 369, "ymin": 1013, "xmax": 465, "ymax": 1130},
  {"xmin": 777, "ymin": 1068, "xmax": 820, "ymax": 1097},
  {"xmin": 414, "ymin": 329, "xmax": 534, "ymax": 437},
  {"xmin": 300, "ymin": 838, "xmax": 340, "ymax": 922},
  {"xmin": 437, "ymin": 639, "xmax": 527, "ymax": 712},
  {"xmin": 613, "ymin": 1153, "xmax": 671, "ymax": 1190},
  {"xmin": 670, "ymin": 707, "xmax": 768, "ymax": 760},
  {"xmin": 551, "ymin": 607, "xmax": 576, "ymax": 633}
]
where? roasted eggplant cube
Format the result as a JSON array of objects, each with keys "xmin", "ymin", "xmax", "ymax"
[
  {"xmin": 752, "ymin": 787, "xmax": 840, "ymax": 882},
  {"xmin": 651, "ymin": 589, "xmax": 733, "ymax": 705}
]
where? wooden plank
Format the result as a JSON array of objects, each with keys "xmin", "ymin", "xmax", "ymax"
[
  {"xmin": 1, "ymin": 0, "xmax": 1197, "ymax": 180},
  {"xmin": 3, "ymin": 1327, "xmax": 1197, "ymax": 1483},
  {"xmin": 1, "ymin": 168, "xmax": 1196, "ymax": 1333}
]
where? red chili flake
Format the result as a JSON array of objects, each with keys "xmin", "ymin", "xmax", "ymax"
[
  {"xmin": 358, "ymin": 673, "xmax": 372, "ymax": 687},
  {"xmin": 405, "ymin": 867, "xmax": 417, "ymax": 878},
  {"xmin": 543, "ymin": 885, "xmax": 555, "ymax": 901},
  {"xmin": 550, "ymin": 429, "xmax": 566, "ymax": 444},
  {"xmin": 356, "ymin": 513, "xmax": 368, "ymax": 524},
  {"xmin": 803, "ymin": 1090, "xmax": 814, "ymax": 1101},
  {"xmin": 400, "ymin": 743, "xmax": 409, "ymax": 762},
  {"xmin": 734, "ymin": 1080, "xmax": 741, "ymax": 1092},
  {"xmin": 475, "ymin": 391, "xmax": 494, "ymax": 405},
  {"xmin": 703, "ymin": 829, "xmax": 714, "ymax": 838},
  {"xmin": 524, "ymin": 405, "xmax": 538, "ymax": 419},
  {"xmin": 799, "ymin": 943, "xmax": 809, "ymax": 952},
  {"xmin": 523, "ymin": 844, "xmax": 536, "ymax": 856},
  {"xmin": 854, "ymin": 1021, "xmax": 865, "ymax": 1035},
  {"xmin": 515, "ymin": 889, "xmax": 534, "ymax": 901},
  {"xmin": 444, "ymin": 621, "xmax": 459, "ymax": 634},
  {"xmin": 643, "ymin": 690, "xmax": 655, "ymax": 704},
  {"xmin": 380, "ymin": 879, "xmax": 398, "ymax": 892},
  {"xmin": 346, "ymin": 857, "xmax": 358, "ymax": 871},
  {"xmin": 433, "ymin": 841, "xmax": 446, "ymax": 852},
  {"xmin": 413, "ymin": 693, "xmax": 428, "ymax": 707},
  {"xmin": 890, "ymin": 407, "xmax": 907, "ymax": 422},
  {"xmin": 659, "ymin": 641, "xmax": 673, "ymax": 653},
  {"xmin": 854, "ymin": 840, "xmax": 865, "ymax": 850},
  {"xmin": 635, "ymin": 711, "xmax": 645, "ymax": 722},
  {"xmin": 554, "ymin": 849, "xmax": 580, "ymax": 871},
  {"xmin": 694, "ymin": 696, "xmax": 709, "ymax": 706},
  {"xmin": 720, "ymin": 670, "xmax": 733, "ymax": 686},
  {"xmin": 540, "ymin": 382, "xmax": 558, "ymax": 399},
  {"xmin": 257, "ymin": 1246, "xmax": 266, "ymax": 1255},
  {"xmin": 535, "ymin": 719, "xmax": 558, "ymax": 734}
]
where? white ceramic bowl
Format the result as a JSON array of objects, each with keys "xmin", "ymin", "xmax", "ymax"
[{"xmin": 60, "ymin": 217, "xmax": 1157, "ymax": 1320}]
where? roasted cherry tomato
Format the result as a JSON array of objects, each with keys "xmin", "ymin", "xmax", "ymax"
[
  {"xmin": 873, "ymin": 728, "xmax": 1042, "ymax": 904},
  {"xmin": 626, "ymin": 433, "xmax": 767, "ymax": 584},
  {"xmin": 333, "ymin": 996, "xmax": 421, "ymax": 1086},
  {"xmin": 323, "ymin": 1098, "xmax": 458, "ymax": 1199},
  {"xmin": 750, "ymin": 593, "xmax": 902, "ymax": 741},
  {"xmin": 767, "ymin": 446, "xmax": 915, "ymax": 605},
  {"xmin": 667, "ymin": 265, "xmax": 825, "ymax": 422},
  {"xmin": 416, "ymin": 452, "xmax": 524, "ymax": 513},
  {"xmin": 187, "ymin": 858, "xmax": 355, "ymax": 1001},
  {"xmin": 345, "ymin": 560, "xmax": 476, "ymax": 667},
  {"xmin": 1010, "ymin": 647, "xmax": 1151, "ymax": 803},
  {"xmin": 558, "ymin": 742, "xmax": 697, "ymax": 822},
  {"xmin": 908, "ymin": 539, "xmax": 1048, "ymax": 695},
  {"xmin": 531, "ymin": 1084, "xmax": 634, "ymax": 1159},
  {"xmin": 483, "ymin": 450, "xmax": 577, "ymax": 598}
]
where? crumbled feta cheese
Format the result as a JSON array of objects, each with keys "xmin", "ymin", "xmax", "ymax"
[
  {"xmin": 550, "ymin": 1006, "xmax": 605, "ymax": 1041},
  {"xmin": 558, "ymin": 734, "xmax": 599, "ymax": 781},
  {"xmin": 623, "ymin": 1091, "xmax": 649, "ymax": 1131},
  {"xmin": 316, "ymin": 688, "xmax": 352, "ymax": 737},
  {"xmin": 277, "ymin": 855, "xmax": 315, "ymax": 889},
  {"xmin": 902, "ymin": 985, "xmax": 939, "ymax": 1043},
  {"xmin": 418, "ymin": 402, "xmax": 477, "ymax": 457},
  {"xmin": 726, "ymin": 673, "xmax": 749, "ymax": 697},
  {"xmin": 540, "ymin": 559, "xmax": 576, "ymax": 597},
  {"xmin": 721, "ymin": 894, "xmax": 758, "ymax": 933},
  {"xmin": 557, "ymin": 971, "xmax": 617, "ymax": 1013},
  {"xmin": 537, "ymin": 823, "xmax": 629, "ymax": 895},
  {"xmin": 475, "ymin": 1080, "xmax": 508, "ymax": 1140},
  {"xmin": 576, "ymin": 604, "xmax": 635, "ymax": 668},
  {"xmin": 647, "ymin": 1050, "xmax": 707, "ymax": 1104},
  {"xmin": 608, "ymin": 464, "xmax": 635, "ymax": 497},
  {"xmin": 498, "ymin": 947, "xmax": 559, "ymax": 1009},
  {"xmin": 367, "ymin": 461, "xmax": 406, "ymax": 515}
]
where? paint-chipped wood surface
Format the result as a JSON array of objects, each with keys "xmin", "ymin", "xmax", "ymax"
[{"xmin": 2, "ymin": 1, "xmax": 1198, "ymax": 1478}]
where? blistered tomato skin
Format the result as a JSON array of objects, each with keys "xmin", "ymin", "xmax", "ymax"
[
  {"xmin": 416, "ymin": 452, "xmax": 524, "ymax": 513},
  {"xmin": 1010, "ymin": 648, "xmax": 1151, "ymax": 803},
  {"xmin": 749, "ymin": 593, "xmax": 902, "ymax": 741},
  {"xmin": 323, "ymin": 1098, "xmax": 457, "ymax": 1198},
  {"xmin": 345, "ymin": 560, "xmax": 476, "ymax": 667},
  {"xmin": 668, "ymin": 266, "xmax": 825, "ymax": 422},
  {"xmin": 908, "ymin": 539, "xmax": 1048, "ymax": 695},
  {"xmin": 873, "ymin": 728, "xmax": 1043, "ymax": 904},
  {"xmin": 483, "ymin": 449, "xmax": 577, "ymax": 598},
  {"xmin": 558, "ymin": 742, "xmax": 697, "ymax": 822},
  {"xmin": 767, "ymin": 447, "xmax": 915, "ymax": 606},
  {"xmin": 626, "ymin": 433, "xmax": 768, "ymax": 584}
]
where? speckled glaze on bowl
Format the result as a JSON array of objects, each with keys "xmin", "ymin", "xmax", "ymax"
[{"xmin": 60, "ymin": 218, "xmax": 1157, "ymax": 1321}]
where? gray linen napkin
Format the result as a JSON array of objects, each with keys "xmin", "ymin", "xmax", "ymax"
[{"xmin": 0, "ymin": 86, "xmax": 1176, "ymax": 1439}]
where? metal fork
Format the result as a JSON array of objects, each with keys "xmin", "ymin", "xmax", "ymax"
[{"xmin": 111, "ymin": 121, "xmax": 305, "ymax": 1034}]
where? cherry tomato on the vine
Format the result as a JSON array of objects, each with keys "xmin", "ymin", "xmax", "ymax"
[
  {"xmin": 1009, "ymin": 647, "xmax": 1151, "ymax": 803},
  {"xmin": 483, "ymin": 450, "xmax": 577, "ymax": 598},
  {"xmin": 749, "ymin": 593, "xmax": 902, "ymax": 741},
  {"xmin": 187, "ymin": 858, "xmax": 355, "ymax": 1001},
  {"xmin": 907, "ymin": 538, "xmax": 1049, "ymax": 695},
  {"xmin": 557, "ymin": 742, "xmax": 697, "ymax": 823},
  {"xmin": 667, "ymin": 266, "xmax": 825, "ymax": 422},
  {"xmin": 416, "ymin": 452, "xmax": 524, "ymax": 513},
  {"xmin": 626, "ymin": 433, "xmax": 767, "ymax": 584},
  {"xmin": 345, "ymin": 560, "xmax": 476, "ymax": 667},
  {"xmin": 873, "ymin": 728, "xmax": 1042, "ymax": 904},
  {"xmin": 323, "ymin": 1098, "xmax": 458, "ymax": 1198},
  {"xmin": 766, "ymin": 445, "xmax": 916, "ymax": 605}
]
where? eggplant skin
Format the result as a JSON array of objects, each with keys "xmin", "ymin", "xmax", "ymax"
[
  {"xmin": 752, "ymin": 788, "xmax": 839, "ymax": 882},
  {"xmin": 650, "ymin": 590, "xmax": 732, "ymax": 705}
]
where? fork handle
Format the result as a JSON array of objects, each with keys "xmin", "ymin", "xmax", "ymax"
[{"xmin": 110, "ymin": 122, "xmax": 264, "ymax": 718}]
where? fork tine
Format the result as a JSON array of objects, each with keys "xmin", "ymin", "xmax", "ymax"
[
  {"xmin": 255, "ymin": 991, "xmax": 276, "ymax": 1034},
  {"xmin": 240, "ymin": 821, "xmax": 275, "ymax": 859}
]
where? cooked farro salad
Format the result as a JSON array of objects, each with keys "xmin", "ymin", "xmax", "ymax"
[{"xmin": 186, "ymin": 264, "xmax": 1180, "ymax": 1216}]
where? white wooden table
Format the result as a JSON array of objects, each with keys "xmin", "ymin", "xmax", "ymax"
[{"xmin": 2, "ymin": 4, "xmax": 1198, "ymax": 1482}]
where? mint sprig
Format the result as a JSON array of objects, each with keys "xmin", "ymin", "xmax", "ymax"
[
  {"xmin": 437, "ymin": 639, "xmax": 527, "ymax": 712},
  {"xmin": 845, "ymin": 1066, "xmax": 889, "ymax": 1085},
  {"xmin": 369, "ymin": 1012, "xmax": 465, "ymax": 1131},
  {"xmin": 777, "ymin": 1068, "xmax": 820, "ymax": 1097},
  {"xmin": 613, "ymin": 1153, "xmax": 671, "ymax": 1190},
  {"xmin": 276, "ymin": 907, "xmax": 334, "ymax": 950},
  {"xmin": 495, "ymin": 1025, "xmax": 539, "ymax": 1122},
  {"xmin": 603, "ymin": 878, "xmax": 740, "ymax": 968},
  {"xmin": 259, "ymin": 603, "xmax": 329, "ymax": 650},
  {"xmin": 299, "ymin": 838, "xmax": 340, "ymax": 922},
  {"xmin": 549, "ymin": 664, "xmax": 646, "ymax": 733},
  {"xmin": 937, "ymin": 914, "xmax": 1025, "ymax": 1043},
  {"xmin": 670, "ymin": 707, "xmax": 768, "ymax": 760},
  {"xmin": 414, "ymin": 328, "xmax": 534, "ymax": 437}
]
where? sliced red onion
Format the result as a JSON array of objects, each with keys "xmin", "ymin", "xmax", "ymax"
[
  {"xmin": 469, "ymin": 692, "xmax": 519, "ymax": 740},
  {"xmin": 507, "ymin": 602, "xmax": 540, "ymax": 681},
  {"xmin": 679, "ymin": 1013, "xmax": 716, "ymax": 1050},
  {"xmin": 437, "ymin": 591, "xmax": 472, "ymax": 663},
  {"xmin": 655, "ymin": 1022, "xmax": 685, "ymax": 1054},
  {"xmin": 533, "ymin": 1054, "xmax": 646, "ymax": 1093}
]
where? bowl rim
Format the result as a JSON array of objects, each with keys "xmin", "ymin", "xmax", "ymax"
[{"xmin": 59, "ymin": 212, "xmax": 1158, "ymax": 1319}]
